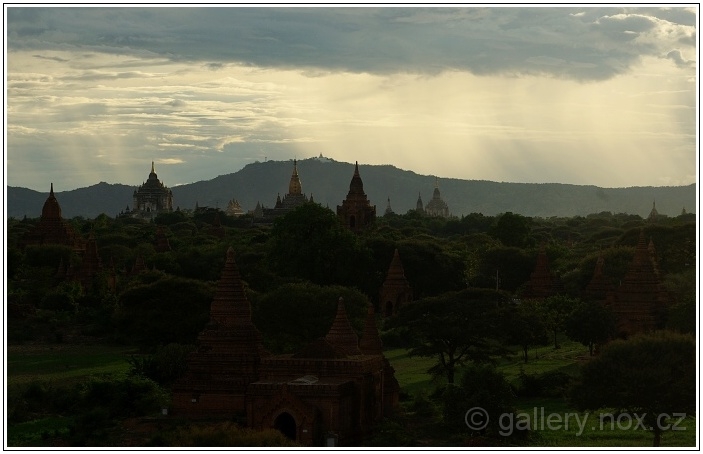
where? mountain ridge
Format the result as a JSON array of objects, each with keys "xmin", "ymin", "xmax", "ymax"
[{"xmin": 6, "ymin": 158, "xmax": 696, "ymax": 219}]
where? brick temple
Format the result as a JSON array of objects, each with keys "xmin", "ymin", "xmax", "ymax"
[
  {"xmin": 604, "ymin": 230, "xmax": 670, "ymax": 337},
  {"xmin": 171, "ymin": 247, "xmax": 399, "ymax": 446}
]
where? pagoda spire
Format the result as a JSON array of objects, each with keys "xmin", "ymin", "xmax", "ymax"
[
  {"xmin": 325, "ymin": 297, "xmax": 361, "ymax": 356},
  {"xmin": 288, "ymin": 158, "xmax": 302, "ymax": 195},
  {"xmin": 151, "ymin": 161, "xmax": 155, "ymax": 173},
  {"xmin": 210, "ymin": 246, "xmax": 254, "ymax": 326},
  {"xmin": 50, "ymin": 182, "xmax": 54, "ymax": 196}
]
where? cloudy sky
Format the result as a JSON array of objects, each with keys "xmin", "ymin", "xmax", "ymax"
[{"xmin": 5, "ymin": 6, "xmax": 698, "ymax": 192}]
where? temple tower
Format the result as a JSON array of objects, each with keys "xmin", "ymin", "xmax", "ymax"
[
  {"xmin": 132, "ymin": 161, "xmax": 173, "ymax": 216},
  {"xmin": 384, "ymin": 197, "xmax": 394, "ymax": 216},
  {"xmin": 172, "ymin": 247, "xmax": 270, "ymax": 417},
  {"xmin": 325, "ymin": 297, "xmax": 362, "ymax": 356},
  {"xmin": 605, "ymin": 230, "xmax": 669, "ymax": 338},
  {"xmin": 254, "ymin": 159, "xmax": 309, "ymax": 223},
  {"xmin": 379, "ymin": 249, "xmax": 413, "ymax": 317},
  {"xmin": 415, "ymin": 193, "xmax": 425, "ymax": 214},
  {"xmin": 424, "ymin": 177, "xmax": 450, "ymax": 218},
  {"xmin": 337, "ymin": 162, "xmax": 376, "ymax": 232},
  {"xmin": 521, "ymin": 244, "xmax": 561, "ymax": 300},
  {"xmin": 583, "ymin": 252, "xmax": 614, "ymax": 303},
  {"xmin": 23, "ymin": 183, "xmax": 83, "ymax": 250}
]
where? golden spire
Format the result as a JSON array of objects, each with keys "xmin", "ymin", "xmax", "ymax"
[{"xmin": 288, "ymin": 158, "xmax": 302, "ymax": 195}]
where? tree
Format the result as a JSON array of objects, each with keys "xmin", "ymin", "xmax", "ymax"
[
  {"xmin": 570, "ymin": 332, "xmax": 695, "ymax": 446},
  {"xmin": 442, "ymin": 364, "xmax": 516, "ymax": 437},
  {"xmin": 564, "ymin": 301, "xmax": 616, "ymax": 356},
  {"xmin": 539, "ymin": 295, "xmax": 579, "ymax": 349},
  {"xmin": 251, "ymin": 283, "xmax": 369, "ymax": 354},
  {"xmin": 489, "ymin": 212, "xmax": 532, "ymax": 247},
  {"xmin": 114, "ymin": 276, "xmax": 214, "ymax": 347},
  {"xmin": 386, "ymin": 288, "xmax": 510, "ymax": 384},
  {"xmin": 504, "ymin": 299, "xmax": 549, "ymax": 363},
  {"xmin": 268, "ymin": 203, "xmax": 372, "ymax": 287}
]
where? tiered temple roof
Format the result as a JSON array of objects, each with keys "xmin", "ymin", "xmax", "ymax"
[
  {"xmin": 154, "ymin": 226, "xmax": 172, "ymax": 252},
  {"xmin": 379, "ymin": 249, "xmax": 413, "ymax": 317},
  {"xmin": 521, "ymin": 244, "xmax": 562, "ymax": 300},
  {"xmin": 606, "ymin": 230, "xmax": 669, "ymax": 337},
  {"xmin": 171, "ymin": 247, "xmax": 270, "ymax": 417},
  {"xmin": 132, "ymin": 162, "xmax": 173, "ymax": 216},
  {"xmin": 384, "ymin": 197, "xmax": 394, "ymax": 216},
  {"xmin": 583, "ymin": 252, "xmax": 614, "ymax": 302},
  {"xmin": 23, "ymin": 184, "xmax": 83, "ymax": 250},
  {"xmin": 424, "ymin": 177, "xmax": 450, "ymax": 218},
  {"xmin": 324, "ymin": 297, "xmax": 362, "ymax": 356},
  {"xmin": 172, "ymin": 248, "xmax": 399, "ymax": 445},
  {"xmin": 337, "ymin": 162, "xmax": 376, "ymax": 232},
  {"xmin": 254, "ymin": 159, "xmax": 309, "ymax": 223}
]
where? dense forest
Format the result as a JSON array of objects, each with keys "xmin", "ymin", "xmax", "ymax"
[{"xmin": 5, "ymin": 204, "xmax": 697, "ymax": 447}]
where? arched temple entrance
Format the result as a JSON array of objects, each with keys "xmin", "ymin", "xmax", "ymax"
[
  {"xmin": 384, "ymin": 301, "xmax": 393, "ymax": 317},
  {"xmin": 274, "ymin": 412, "xmax": 297, "ymax": 441}
]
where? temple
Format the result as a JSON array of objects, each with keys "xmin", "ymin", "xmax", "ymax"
[
  {"xmin": 23, "ymin": 184, "xmax": 83, "ymax": 250},
  {"xmin": 253, "ymin": 159, "xmax": 310, "ymax": 223},
  {"xmin": 132, "ymin": 162, "xmax": 173, "ymax": 218},
  {"xmin": 521, "ymin": 244, "xmax": 563, "ymax": 300},
  {"xmin": 415, "ymin": 193, "xmax": 425, "ymax": 214},
  {"xmin": 384, "ymin": 197, "xmax": 394, "ymax": 216},
  {"xmin": 337, "ymin": 162, "xmax": 376, "ymax": 232},
  {"xmin": 424, "ymin": 177, "xmax": 450, "ymax": 218},
  {"xmin": 378, "ymin": 249, "xmax": 413, "ymax": 317},
  {"xmin": 604, "ymin": 230, "xmax": 669, "ymax": 338},
  {"xmin": 647, "ymin": 200, "xmax": 659, "ymax": 222},
  {"xmin": 226, "ymin": 199, "xmax": 246, "ymax": 217},
  {"xmin": 171, "ymin": 248, "xmax": 399, "ymax": 446},
  {"xmin": 583, "ymin": 252, "xmax": 614, "ymax": 303}
]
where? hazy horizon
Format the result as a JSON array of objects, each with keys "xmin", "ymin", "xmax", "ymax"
[{"xmin": 6, "ymin": 6, "xmax": 698, "ymax": 192}]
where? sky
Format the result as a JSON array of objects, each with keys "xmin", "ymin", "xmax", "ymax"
[{"xmin": 5, "ymin": 5, "xmax": 699, "ymax": 192}]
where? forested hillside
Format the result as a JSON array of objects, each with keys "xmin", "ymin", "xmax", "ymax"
[{"xmin": 7, "ymin": 158, "xmax": 696, "ymax": 219}]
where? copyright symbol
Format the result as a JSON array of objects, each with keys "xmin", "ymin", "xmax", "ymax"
[{"xmin": 465, "ymin": 407, "xmax": 489, "ymax": 431}]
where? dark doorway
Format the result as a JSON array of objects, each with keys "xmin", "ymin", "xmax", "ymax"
[
  {"xmin": 349, "ymin": 215, "xmax": 356, "ymax": 229},
  {"xmin": 385, "ymin": 301, "xmax": 393, "ymax": 317},
  {"xmin": 274, "ymin": 412, "xmax": 297, "ymax": 441}
]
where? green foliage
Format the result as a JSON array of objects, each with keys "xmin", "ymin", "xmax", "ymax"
[
  {"xmin": 570, "ymin": 331, "xmax": 696, "ymax": 446},
  {"xmin": 154, "ymin": 210, "xmax": 189, "ymax": 226},
  {"xmin": 268, "ymin": 203, "xmax": 373, "ymax": 287},
  {"xmin": 471, "ymin": 246, "xmax": 533, "ymax": 291},
  {"xmin": 538, "ymin": 295, "xmax": 580, "ymax": 349},
  {"xmin": 396, "ymin": 237, "xmax": 466, "ymax": 298},
  {"xmin": 114, "ymin": 276, "xmax": 214, "ymax": 347},
  {"xmin": 387, "ymin": 288, "xmax": 511, "ymax": 384},
  {"xmin": 128, "ymin": 343, "xmax": 196, "ymax": 386},
  {"xmin": 564, "ymin": 301, "xmax": 616, "ymax": 356},
  {"xmin": 252, "ymin": 283, "xmax": 369, "ymax": 354},
  {"xmin": 666, "ymin": 297, "xmax": 696, "ymax": 335},
  {"xmin": 156, "ymin": 421, "xmax": 298, "ymax": 447},
  {"xmin": 442, "ymin": 364, "xmax": 517, "ymax": 438},
  {"xmin": 516, "ymin": 368, "xmax": 573, "ymax": 398},
  {"xmin": 24, "ymin": 244, "xmax": 76, "ymax": 268},
  {"xmin": 503, "ymin": 300, "xmax": 550, "ymax": 363},
  {"xmin": 40, "ymin": 281, "xmax": 84, "ymax": 312},
  {"xmin": 490, "ymin": 212, "xmax": 532, "ymax": 247}
]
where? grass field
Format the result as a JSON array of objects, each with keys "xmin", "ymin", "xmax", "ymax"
[
  {"xmin": 385, "ymin": 338, "xmax": 697, "ymax": 448},
  {"xmin": 7, "ymin": 344, "xmax": 137, "ymax": 386}
]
